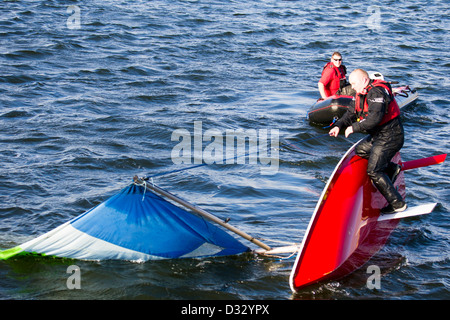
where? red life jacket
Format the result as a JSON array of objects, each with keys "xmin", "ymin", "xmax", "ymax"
[
  {"xmin": 321, "ymin": 62, "xmax": 347, "ymax": 96},
  {"xmin": 355, "ymin": 80, "xmax": 400, "ymax": 125}
]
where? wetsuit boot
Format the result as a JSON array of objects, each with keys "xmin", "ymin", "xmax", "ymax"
[{"xmin": 369, "ymin": 173, "xmax": 407, "ymax": 214}]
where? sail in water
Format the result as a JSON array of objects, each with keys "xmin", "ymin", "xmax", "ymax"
[{"xmin": 0, "ymin": 183, "xmax": 249, "ymax": 261}]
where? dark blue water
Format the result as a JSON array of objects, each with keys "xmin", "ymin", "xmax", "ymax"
[{"xmin": 0, "ymin": 0, "xmax": 449, "ymax": 300}]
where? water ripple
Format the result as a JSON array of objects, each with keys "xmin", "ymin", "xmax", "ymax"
[{"xmin": 0, "ymin": 0, "xmax": 449, "ymax": 300}]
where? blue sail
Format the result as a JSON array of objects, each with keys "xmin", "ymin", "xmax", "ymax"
[{"xmin": 0, "ymin": 184, "xmax": 249, "ymax": 261}]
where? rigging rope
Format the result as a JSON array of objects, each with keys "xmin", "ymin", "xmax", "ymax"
[{"xmin": 143, "ymin": 133, "xmax": 330, "ymax": 180}]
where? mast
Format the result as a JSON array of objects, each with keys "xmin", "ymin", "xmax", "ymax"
[{"xmin": 133, "ymin": 176, "xmax": 272, "ymax": 251}]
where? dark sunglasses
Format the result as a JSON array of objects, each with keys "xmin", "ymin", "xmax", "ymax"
[{"xmin": 333, "ymin": 58, "xmax": 342, "ymax": 61}]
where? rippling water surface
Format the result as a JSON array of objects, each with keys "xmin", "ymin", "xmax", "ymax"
[{"xmin": 1, "ymin": 0, "xmax": 449, "ymax": 300}]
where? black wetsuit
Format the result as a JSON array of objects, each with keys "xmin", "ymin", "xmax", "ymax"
[{"xmin": 334, "ymin": 81, "xmax": 405, "ymax": 209}]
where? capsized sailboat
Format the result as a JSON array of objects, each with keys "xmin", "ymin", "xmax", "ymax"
[
  {"xmin": 0, "ymin": 139, "xmax": 446, "ymax": 293},
  {"xmin": 289, "ymin": 140, "xmax": 446, "ymax": 292}
]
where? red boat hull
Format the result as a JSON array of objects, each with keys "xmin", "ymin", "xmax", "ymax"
[{"xmin": 289, "ymin": 141, "xmax": 405, "ymax": 292}]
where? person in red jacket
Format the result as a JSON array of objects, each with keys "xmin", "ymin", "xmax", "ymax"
[
  {"xmin": 318, "ymin": 52, "xmax": 348, "ymax": 99},
  {"xmin": 329, "ymin": 69, "xmax": 406, "ymax": 215}
]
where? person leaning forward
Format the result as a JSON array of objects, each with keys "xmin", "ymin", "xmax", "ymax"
[{"xmin": 329, "ymin": 68, "xmax": 407, "ymax": 215}]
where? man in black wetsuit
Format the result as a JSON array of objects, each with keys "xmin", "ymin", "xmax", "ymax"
[{"xmin": 329, "ymin": 68, "xmax": 406, "ymax": 214}]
